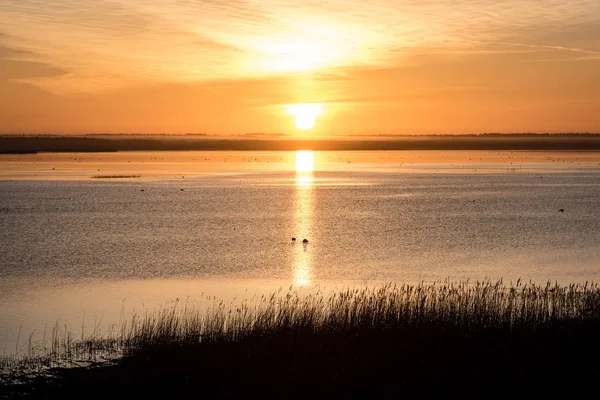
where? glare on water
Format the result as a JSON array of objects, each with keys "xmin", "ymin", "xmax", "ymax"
[{"xmin": 293, "ymin": 151, "xmax": 315, "ymax": 286}]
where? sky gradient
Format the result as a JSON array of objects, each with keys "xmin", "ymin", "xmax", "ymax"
[{"xmin": 1, "ymin": 0, "xmax": 599, "ymax": 135}]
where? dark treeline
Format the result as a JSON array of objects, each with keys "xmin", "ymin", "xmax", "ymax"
[{"xmin": 2, "ymin": 134, "xmax": 600, "ymax": 153}]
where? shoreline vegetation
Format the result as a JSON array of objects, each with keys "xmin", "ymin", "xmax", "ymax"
[
  {"xmin": 91, "ymin": 175, "xmax": 141, "ymax": 179},
  {"xmin": 2, "ymin": 280, "xmax": 600, "ymax": 397},
  {"xmin": 2, "ymin": 134, "xmax": 600, "ymax": 154}
]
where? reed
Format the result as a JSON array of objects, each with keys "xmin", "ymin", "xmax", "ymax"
[
  {"xmin": 2, "ymin": 280, "xmax": 600, "ymax": 395},
  {"xmin": 115, "ymin": 280, "xmax": 600, "ymax": 348}
]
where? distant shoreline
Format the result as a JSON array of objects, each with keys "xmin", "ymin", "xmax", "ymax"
[{"xmin": 2, "ymin": 134, "xmax": 600, "ymax": 153}]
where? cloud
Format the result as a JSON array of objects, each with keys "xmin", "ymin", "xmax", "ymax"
[
  {"xmin": 519, "ymin": 19, "xmax": 600, "ymax": 52},
  {"xmin": 0, "ymin": 1, "xmax": 597, "ymax": 91},
  {"xmin": 0, "ymin": 32, "xmax": 68, "ymax": 81},
  {"xmin": 0, "ymin": 44, "xmax": 32, "ymax": 58},
  {"xmin": 0, "ymin": 60, "xmax": 67, "ymax": 80}
]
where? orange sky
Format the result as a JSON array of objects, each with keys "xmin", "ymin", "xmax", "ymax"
[{"xmin": 1, "ymin": 1, "xmax": 599, "ymax": 135}]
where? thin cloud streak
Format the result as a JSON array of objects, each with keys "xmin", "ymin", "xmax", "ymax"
[{"xmin": 501, "ymin": 42, "xmax": 600, "ymax": 56}]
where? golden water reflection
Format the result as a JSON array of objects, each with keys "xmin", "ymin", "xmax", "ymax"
[
  {"xmin": 292, "ymin": 151, "xmax": 314, "ymax": 286},
  {"xmin": 295, "ymin": 150, "xmax": 314, "ymax": 172}
]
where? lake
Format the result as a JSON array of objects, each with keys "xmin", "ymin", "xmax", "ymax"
[{"xmin": 1, "ymin": 150, "xmax": 600, "ymax": 355}]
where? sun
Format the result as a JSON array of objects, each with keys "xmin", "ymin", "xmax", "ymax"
[
  {"xmin": 295, "ymin": 113, "xmax": 316, "ymax": 130},
  {"xmin": 286, "ymin": 104, "xmax": 323, "ymax": 131}
]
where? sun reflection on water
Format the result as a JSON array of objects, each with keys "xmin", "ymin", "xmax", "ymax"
[
  {"xmin": 292, "ymin": 150, "xmax": 315, "ymax": 287},
  {"xmin": 295, "ymin": 150, "xmax": 314, "ymax": 172},
  {"xmin": 295, "ymin": 175, "xmax": 313, "ymax": 186}
]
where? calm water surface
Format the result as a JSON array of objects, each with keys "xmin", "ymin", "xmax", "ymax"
[{"xmin": 1, "ymin": 150, "xmax": 600, "ymax": 353}]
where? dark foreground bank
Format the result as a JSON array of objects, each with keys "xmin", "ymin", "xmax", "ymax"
[{"xmin": 2, "ymin": 281, "xmax": 600, "ymax": 398}]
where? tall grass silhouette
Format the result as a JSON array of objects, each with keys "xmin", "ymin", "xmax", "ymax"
[{"xmin": 2, "ymin": 280, "xmax": 600, "ymax": 395}]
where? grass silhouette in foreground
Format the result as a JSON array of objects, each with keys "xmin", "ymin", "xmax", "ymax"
[{"xmin": 2, "ymin": 280, "xmax": 600, "ymax": 398}]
